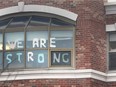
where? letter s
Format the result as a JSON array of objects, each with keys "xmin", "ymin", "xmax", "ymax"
[{"xmin": 6, "ymin": 54, "xmax": 12, "ymax": 64}]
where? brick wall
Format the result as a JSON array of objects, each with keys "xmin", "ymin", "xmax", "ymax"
[
  {"xmin": 0, "ymin": 0, "xmax": 109, "ymax": 87},
  {"xmin": 91, "ymin": 79, "xmax": 107, "ymax": 87},
  {"xmin": 0, "ymin": 79, "xmax": 108, "ymax": 87},
  {"xmin": 108, "ymin": 82, "xmax": 116, "ymax": 87},
  {"xmin": 76, "ymin": 0, "xmax": 106, "ymax": 72},
  {"xmin": 0, "ymin": 0, "xmax": 107, "ymax": 72}
]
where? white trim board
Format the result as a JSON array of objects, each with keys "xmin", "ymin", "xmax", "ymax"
[
  {"xmin": 0, "ymin": 69, "xmax": 106, "ymax": 81},
  {"xmin": 105, "ymin": 2, "xmax": 116, "ymax": 15},
  {"xmin": 0, "ymin": 2, "xmax": 78, "ymax": 21},
  {"xmin": 0, "ymin": 69, "xmax": 116, "ymax": 82},
  {"xmin": 106, "ymin": 24, "xmax": 116, "ymax": 32},
  {"xmin": 104, "ymin": 2, "xmax": 116, "ymax": 6}
]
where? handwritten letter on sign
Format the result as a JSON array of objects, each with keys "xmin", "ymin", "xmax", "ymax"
[{"xmin": 51, "ymin": 51, "xmax": 71, "ymax": 66}]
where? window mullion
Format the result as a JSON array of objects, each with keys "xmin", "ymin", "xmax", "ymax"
[
  {"xmin": 48, "ymin": 18, "xmax": 52, "ymax": 68},
  {"xmin": 24, "ymin": 16, "xmax": 32, "ymax": 69}
]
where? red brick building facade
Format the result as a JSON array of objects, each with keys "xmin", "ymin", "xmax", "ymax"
[{"xmin": 0, "ymin": 0, "xmax": 115, "ymax": 87}]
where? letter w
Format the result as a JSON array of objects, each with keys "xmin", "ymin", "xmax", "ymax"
[{"xmin": 8, "ymin": 41, "xmax": 17, "ymax": 49}]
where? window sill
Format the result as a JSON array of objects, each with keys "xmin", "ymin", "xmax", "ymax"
[
  {"xmin": 0, "ymin": 69, "xmax": 106, "ymax": 81},
  {"xmin": 1, "ymin": 69, "xmax": 116, "ymax": 82}
]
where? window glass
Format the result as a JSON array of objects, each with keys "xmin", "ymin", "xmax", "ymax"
[
  {"xmin": 26, "ymin": 50, "xmax": 48, "ymax": 68},
  {"xmin": 0, "ymin": 18, "xmax": 11, "ymax": 29},
  {"xmin": 0, "ymin": 33, "xmax": 3, "ymax": 50},
  {"xmin": 109, "ymin": 33, "xmax": 116, "ymax": 51},
  {"xmin": 26, "ymin": 31, "xmax": 48, "ymax": 48},
  {"xmin": 109, "ymin": 33, "xmax": 116, "ymax": 41},
  {"xmin": 5, "ymin": 32, "xmax": 24, "ymax": 50},
  {"xmin": 109, "ymin": 41, "xmax": 116, "ymax": 52},
  {"xmin": 7, "ymin": 16, "xmax": 30, "ymax": 28},
  {"xmin": 4, "ymin": 51, "xmax": 24, "ymax": 69},
  {"xmin": 28, "ymin": 16, "xmax": 50, "ymax": 27},
  {"xmin": 50, "ymin": 30, "xmax": 73, "ymax": 48},
  {"xmin": 109, "ymin": 52, "xmax": 116, "ymax": 70},
  {"xmin": 51, "ymin": 18, "xmax": 73, "ymax": 26}
]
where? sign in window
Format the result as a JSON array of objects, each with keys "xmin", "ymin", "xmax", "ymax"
[{"xmin": 51, "ymin": 51, "xmax": 71, "ymax": 66}]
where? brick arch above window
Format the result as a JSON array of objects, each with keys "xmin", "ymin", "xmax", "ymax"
[{"xmin": 0, "ymin": 2, "xmax": 78, "ymax": 21}]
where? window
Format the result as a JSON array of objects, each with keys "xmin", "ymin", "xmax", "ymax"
[
  {"xmin": 0, "ymin": 13, "xmax": 75, "ymax": 70},
  {"xmin": 109, "ymin": 32, "xmax": 116, "ymax": 70}
]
